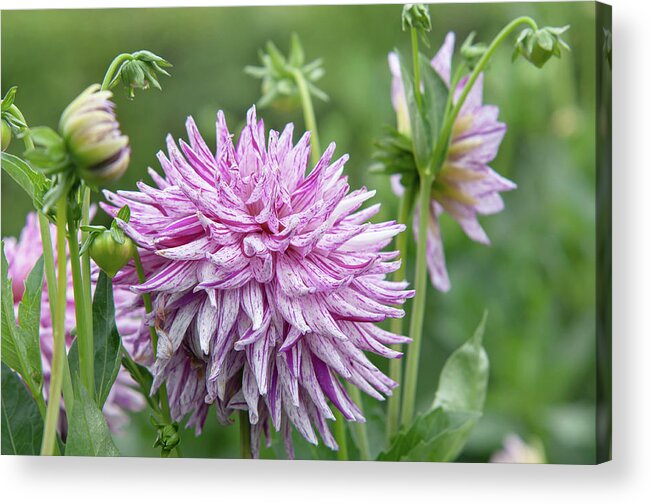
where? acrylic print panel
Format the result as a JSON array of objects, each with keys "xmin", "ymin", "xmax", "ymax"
[{"xmin": 0, "ymin": 1, "xmax": 611, "ymax": 464}]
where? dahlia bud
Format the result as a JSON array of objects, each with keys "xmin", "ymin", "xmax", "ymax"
[
  {"xmin": 89, "ymin": 229, "xmax": 135, "ymax": 278},
  {"xmin": 1, "ymin": 119, "xmax": 11, "ymax": 151},
  {"xmin": 116, "ymin": 50, "xmax": 172, "ymax": 99},
  {"xmin": 401, "ymin": 4, "xmax": 431, "ymax": 33},
  {"xmin": 59, "ymin": 84, "xmax": 130, "ymax": 186},
  {"xmin": 88, "ymin": 205, "xmax": 135, "ymax": 278},
  {"xmin": 152, "ymin": 420, "xmax": 180, "ymax": 457},
  {"xmin": 513, "ymin": 25, "xmax": 570, "ymax": 68}
]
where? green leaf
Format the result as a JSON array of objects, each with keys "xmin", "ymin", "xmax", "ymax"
[
  {"xmin": 67, "ymin": 272, "xmax": 122, "ymax": 409},
  {"xmin": 1, "ymin": 363, "xmax": 44, "ymax": 455},
  {"xmin": 379, "ymin": 312, "xmax": 489, "ymax": 462},
  {"xmin": 396, "ymin": 49, "xmax": 432, "ymax": 171},
  {"xmin": 1, "ymin": 244, "xmax": 43, "ymax": 398},
  {"xmin": 64, "ymin": 383, "xmax": 120, "ymax": 456},
  {"xmin": 92, "ymin": 271, "xmax": 122, "ymax": 408},
  {"xmin": 1, "ymin": 152, "xmax": 51, "ymax": 211},
  {"xmin": 16, "ymin": 256, "xmax": 44, "ymax": 390},
  {"xmin": 419, "ymin": 51, "xmax": 449, "ymax": 162}
]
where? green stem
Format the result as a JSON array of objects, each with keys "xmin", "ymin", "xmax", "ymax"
[
  {"xmin": 433, "ymin": 16, "xmax": 538, "ymax": 170},
  {"xmin": 132, "ymin": 248, "xmax": 181, "ymax": 457},
  {"xmin": 347, "ymin": 385, "xmax": 370, "ymax": 460},
  {"xmin": 386, "ymin": 182, "xmax": 415, "ymax": 441},
  {"xmin": 239, "ymin": 411, "xmax": 252, "ymax": 459},
  {"xmin": 410, "ymin": 27, "xmax": 423, "ymax": 108},
  {"xmin": 67, "ymin": 211, "xmax": 94, "ymax": 394},
  {"xmin": 333, "ymin": 409, "xmax": 349, "ymax": 461},
  {"xmin": 100, "ymin": 53, "xmax": 131, "ymax": 91},
  {"xmin": 36, "ymin": 212, "xmax": 74, "ymax": 415},
  {"xmin": 80, "ymin": 186, "xmax": 93, "ymax": 374},
  {"xmin": 133, "ymin": 249, "xmax": 158, "ymax": 353},
  {"xmin": 41, "ymin": 196, "xmax": 69, "ymax": 455},
  {"xmin": 400, "ymin": 173, "xmax": 434, "ymax": 426},
  {"xmin": 291, "ymin": 69, "xmax": 321, "ymax": 166}
]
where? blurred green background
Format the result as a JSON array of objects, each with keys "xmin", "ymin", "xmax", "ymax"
[{"xmin": 1, "ymin": 2, "xmax": 597, "ymax": 463}]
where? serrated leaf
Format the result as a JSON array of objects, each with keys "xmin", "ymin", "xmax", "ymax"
[
  {"xmin": 1, "ymin": 152, "xmax": 50, "ymax": 211},
  {"xmin": 379, "ymin": 312, "xmax": 489, "ymax": 462},
  {"xmin": 64, "ymin": 383, "xmax": 120, "ymax": 456},
  {"xmin": 1, "ymin": 363, "xmax": 44, "ymax": 455}
]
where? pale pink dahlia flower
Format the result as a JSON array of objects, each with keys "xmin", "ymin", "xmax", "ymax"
[
  {"xmin": 3, "ymin": 212, "xmax": 146, "ymax": 433},
  {"xmin": 103, "ymin": 106, "xmax": 414, "ymax": 456},
  {"xmin": 389, "ymin": 32, "xmax": 516, "ymax": 292}
]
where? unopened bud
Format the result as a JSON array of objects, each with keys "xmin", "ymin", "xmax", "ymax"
[
  {"xmin": 513, "ymin": 25, "xmax": 570, "ymax": 69},
  {"xmin": 401, "ymin": 4, "xmax": 431, "ymax": 33},
  {"xmin": 59, "ymin": 84, "xmax": 130, "ymax": 186}
]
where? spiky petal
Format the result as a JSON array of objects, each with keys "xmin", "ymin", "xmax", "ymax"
[{"xmin": 104, "ymin": 106, "xmax": 414, "ymax": 456}]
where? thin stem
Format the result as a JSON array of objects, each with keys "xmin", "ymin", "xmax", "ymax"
[
  {"xmin": 132, "ymin": 248, "xmax": 181, "ymax": 457},
  {"xmin": 386, "ymin": 182, "xmax": 415, "ymax": 441},
  {"xmin": 80, "ymin": 186, "xmax": 93, "ymax": 375},
  {"xmin": 291, "ymin": 69, "xmax": 321, "ymax": 165},
  {"xmin": 239, "ymin": 411, "xmax": 252, "ymax": 459},
  {"xmin": 333, "ymin": 409, "xmax": 349, "ymax": 461},
  {"xmin": 100, "ymin": 53, "xmax": 131, "ymax": 91},
  {"xmin": 67, "ymin": 211, "xmax": 94, "ymax": 394},
  {"xmin": 41, "ymin": 196, "xmax": 69, "ymax": 455},
  {"xmin": 346, "ymin": 385, "xmax": 371, "ymax": 460},
  {"xmin": 400, "ymin": 174, "xmax": 433, "ymax": 426},
  {"xmin": 433, "ymin": 16, "xmax": 538, "ymax": 170},
  {"xmin": 410, "ymin": 27, "xmax": 423, "ymax": 108},
  {"xmin": 133, "ymin": 249, "xmax": 158, "ymax": 353}
]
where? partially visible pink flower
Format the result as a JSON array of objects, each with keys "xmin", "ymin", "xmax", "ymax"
[
  {"xmin": 389, "ymin": 32, "xmax": 516, "ymax": 292},
  {"xmin": 490, "ymin": 434, "xmax": 546, "ymax": 464},
  {"xmin": 3, "ymin": 212, "xmax": 145, "ymax": 433},
  {"xmin": 104, "ymin": 106, "xmax": 414, "ymax": 456}
]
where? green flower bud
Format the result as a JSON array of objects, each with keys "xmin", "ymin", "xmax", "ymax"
[
  {"xmin": 59, "ymin": 84, "xmax": 130, "ymax": 186},
  {"xmin": 116, "ymin": 51, "xmax": 172, "ymax": 99},
  {"xmin": 1, "ymin": 119, "xmax": 11, "ymax": 151},
  {"xmin": 401, "ymin": 4, "xmax": 431, "ymax": 32},
  {"xmin": 151, "ymin": 419, "xmax": 180, "ymax": 456},
  {"xmin": 513, "ymin": 25, "xmax": 570, "ymax": 69},
  {"xmin": 89, "ymin": 228, "xmax": 135, "ymax": 278}
]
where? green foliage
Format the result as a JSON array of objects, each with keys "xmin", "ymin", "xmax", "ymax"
[
  {"xmin": 379, "ymin": 313, "xmax": 489, "ymax": 461},
  {"xmin": 68, "ymin": 271, "xmax": 122, "ymax": 408},
  {"xmin": 1, "ymin": 244, "xmax": 44, "ymax": 401},
  {"xmin": 65, "ymin": 383, "xmax": 120, "ymax": 456},
  {"xmin": 0, "ymin": 152, "xmax": 50, "ymax": 212},
  {"xmin": 1, "ymin": 363, "xmax": 44, "ymax": 455}
]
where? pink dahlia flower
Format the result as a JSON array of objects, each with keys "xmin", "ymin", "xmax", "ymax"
[
  {"xmin": 103, "ymin": 106, "xmax": 414, "ymax": 456},
  {"xmin": 3, "ymin": 212, "xmax": 146, "ymax": 433},
  {"xmin": 389, "ymin": 32, "xmax": 516, "ymax": 292}
]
